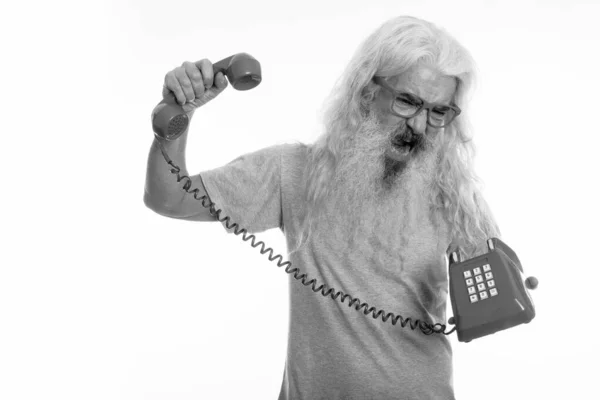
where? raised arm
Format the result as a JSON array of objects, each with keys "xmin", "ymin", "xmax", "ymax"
[{"xmin": 143, "ymin": 59, "xmax": 229, "ymax": 221}]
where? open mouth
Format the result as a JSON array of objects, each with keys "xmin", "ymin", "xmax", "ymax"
[{"xmin": 390, "ymin": 137, "xmax": 416, "ymax": 156}]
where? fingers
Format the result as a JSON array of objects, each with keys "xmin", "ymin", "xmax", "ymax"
[
  {"xmin": 164, "ymin": 72, "xmax": 186, "ymax": 105},
  {"xmin": 195, "ymin": 59, "xmax": 214, "ymax": 90},
  {"xmin": 174, "ymin": 65, "xmax": 195, "ymax": 103},
  {"xmin": 183, "ymin": 60, "xmax": 207, "ymax": 100},
  {"xmin": 163, "ymin": 59, "xmax": 227, "ymax": 106},
  {"xmin": 214, "ymin": 71, "xmax": 227, "ymax": 90}
]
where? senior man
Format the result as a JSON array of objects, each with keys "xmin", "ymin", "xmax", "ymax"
[{"xmin": 144, "ymin": 15, "xmax": 501, "ymax": 400}]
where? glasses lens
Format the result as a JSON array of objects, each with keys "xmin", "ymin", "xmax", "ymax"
[
  {"xmin": 429, "ymin": 106, "xmax": 456, "ymax": 127},
  {"xmin": 392, "ymin": 93, "xmax": 421, "ymax": 117},
  {"xmin": 393, "ymin": 95, "xmax": 457, "ymax": 127}
]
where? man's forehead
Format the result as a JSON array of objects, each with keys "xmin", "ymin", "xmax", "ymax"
[{"xmin": 389, "ymin": 64, "xmax": 457, "ymax": 104}]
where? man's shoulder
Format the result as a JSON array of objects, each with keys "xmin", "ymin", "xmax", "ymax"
[
  {"xmin": 279, "ymin": 141, "xmax": 310, "ymax": 170},
  {"xmin": 279, "ymin": 141, "xmax": 309, "ymax": 155}
]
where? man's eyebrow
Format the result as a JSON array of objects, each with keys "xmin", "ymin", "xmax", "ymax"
[
  {"xmin": 396, "ymin": 89, "xmax": 421, "ymax": 100},
  {"xmin": 395, "ymin": 87, "xmax": 456, "ymax": 107},
  {"xmin": 397, "ymin": 90, "xmax": 446, "ymax": 105}
]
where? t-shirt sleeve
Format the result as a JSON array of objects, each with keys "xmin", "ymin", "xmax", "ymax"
[{"xmin": 198, "ymin": 143, "xmax": 286, "ymax": 235}]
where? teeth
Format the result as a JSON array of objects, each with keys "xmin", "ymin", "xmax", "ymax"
[
  {"xmin": 392, "ymin": 144, "xmax": 411, "ymax": 155},
  {"xmin": 392, "ymin": 136, "xmax": 413, "ymax": 145},
  {"xmin": 393, "ymin": 141, "xmax": 413, "ymax": 148}
]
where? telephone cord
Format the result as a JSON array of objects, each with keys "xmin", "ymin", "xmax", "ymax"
[{"xmin": 156, "ymin": 140, "xmax": 456, "ymax": 336}]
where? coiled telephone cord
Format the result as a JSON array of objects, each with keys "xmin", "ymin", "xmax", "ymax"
[{"xmin": 156, "ymin": 140, "xmax": 456, "ymax": 336}]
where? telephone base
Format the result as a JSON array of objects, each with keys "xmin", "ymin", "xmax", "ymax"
[{"xmin": 448, "ymin": 237, "xmax": 537, "ymax": 343}]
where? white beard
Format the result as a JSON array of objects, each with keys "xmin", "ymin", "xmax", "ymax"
[
  {"xmin": 317, "ymin": 112, "xmax": 443, "ymax": 247},
  {"xmin": 304, "ymin": 112, "xmax": 452, "ymax": 316}
]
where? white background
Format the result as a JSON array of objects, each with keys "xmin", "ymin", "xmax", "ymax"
[{"xmin": 1, "ymin": 0, "xmax": 599, "ymax": 399}]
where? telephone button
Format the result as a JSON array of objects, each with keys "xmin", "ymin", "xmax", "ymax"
[
  {"xmin": 485, "ymin": 272, "xmax": 493, "ymax": 280},
  {"xmin": 483, "ymin": 264, "xmax": 491, "ymax": 272},
  {"xmin": 470, "ymin": 294, "xmax": 478, "ymax": 303},
  {"xmin": 490, "ymin": 288, "xmax": 498, "ymax": 296},
  {"xmin": 473, "ymin": 267, "xmax": 482, "ymax": 275},
  {"xmin": 487, "ymin": 280, "xmax": 495, "ymax": 288},
  {"xmin": 463, "ymin": 270, "xmax": 472, "ymax": 278},
  {"xmin": 475, "ymin": 275, "xmax": 484, "ymax": 283},
  {"xmin": 468, "ymin": 286, "xmax": 476, "ymax": 295},
  {"xmin": 477, "ymin": 283, "xmax": 486, "ymax": 291},
  {"xmin": 480, "ymin": 291, "xmax": 488, "ymax": 300},
  {"xmin": 466, "ymin": 278, "xmax": 474, "ymax": 286}
]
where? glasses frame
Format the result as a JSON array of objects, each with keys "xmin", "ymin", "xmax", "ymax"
[{"xmin": 372, "ymin": 76, "xmax": 461, "ymax": 128}]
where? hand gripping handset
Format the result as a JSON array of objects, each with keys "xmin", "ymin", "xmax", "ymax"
[
  {"xmin": 150, "ymin": 54, "xmax": 538, "ymax": 341},
  {"xmin": 447, "ymin": 238, "xmax": 539, "ymax": 342},
  {"xmin": 152, "ymin": 53, "xmax": 262, "ymax": 141}
]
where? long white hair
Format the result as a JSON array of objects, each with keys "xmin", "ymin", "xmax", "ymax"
[{"xmin": 289, "ymin": 15, "xmax": 501, "ymax": 260}]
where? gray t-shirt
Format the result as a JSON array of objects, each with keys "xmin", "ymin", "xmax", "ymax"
[{"xmin": 200, "ymin": 142, "xmax": 455, "ymax": 400}]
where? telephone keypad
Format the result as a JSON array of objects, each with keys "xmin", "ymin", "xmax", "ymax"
[{"xmin": 463, "ymin": 263, "xmax": 498, "ymax": 303}]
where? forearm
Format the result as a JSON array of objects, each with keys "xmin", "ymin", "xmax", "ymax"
[{"xmin": 143, "ymin": 127, "xmax": 191, "ymax": 214}]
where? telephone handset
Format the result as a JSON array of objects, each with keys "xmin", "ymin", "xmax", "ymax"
[
  {"xmin": 151, "ymin": 53, "xmax": 538, "ymax": 341},
  {"xmin": 152, "ymin": 53, "xmax": 262, "ymax": 141}
]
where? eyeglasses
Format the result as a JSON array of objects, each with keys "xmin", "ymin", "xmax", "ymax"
[{"xmin": 372, "ymin": 76, "xmax": 461, "ymax": 128}]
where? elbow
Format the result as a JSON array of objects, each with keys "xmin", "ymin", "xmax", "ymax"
[{"xmin": 144, "ymin": 191, "xmax": 176, "ymax": 217}]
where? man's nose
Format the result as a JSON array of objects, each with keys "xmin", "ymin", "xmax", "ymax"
[{"xmin": 407, "ymin": 108, "xmax": 428, "ymax": 135}]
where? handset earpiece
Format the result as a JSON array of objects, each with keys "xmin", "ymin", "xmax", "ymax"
[
  {"xmin": 213, "ymin": 53, "xmax": 262, "ymax": 91},
  {"xmin": 152, "ymin": 53, "xmax": 262, "ymax": 141}
]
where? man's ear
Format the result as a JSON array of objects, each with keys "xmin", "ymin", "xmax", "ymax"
[{"xmin": 360, "ymin": 79, "xmax": 380, "ymax": 110}]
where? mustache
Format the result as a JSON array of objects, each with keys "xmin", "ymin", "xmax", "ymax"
[
  {"xmin": 392, "ymin": 126, "xmax": 426, "ymax": 151},
  {"xmin": 392, "ymin": 125, "xmax": 416, "ymax": 142}
]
